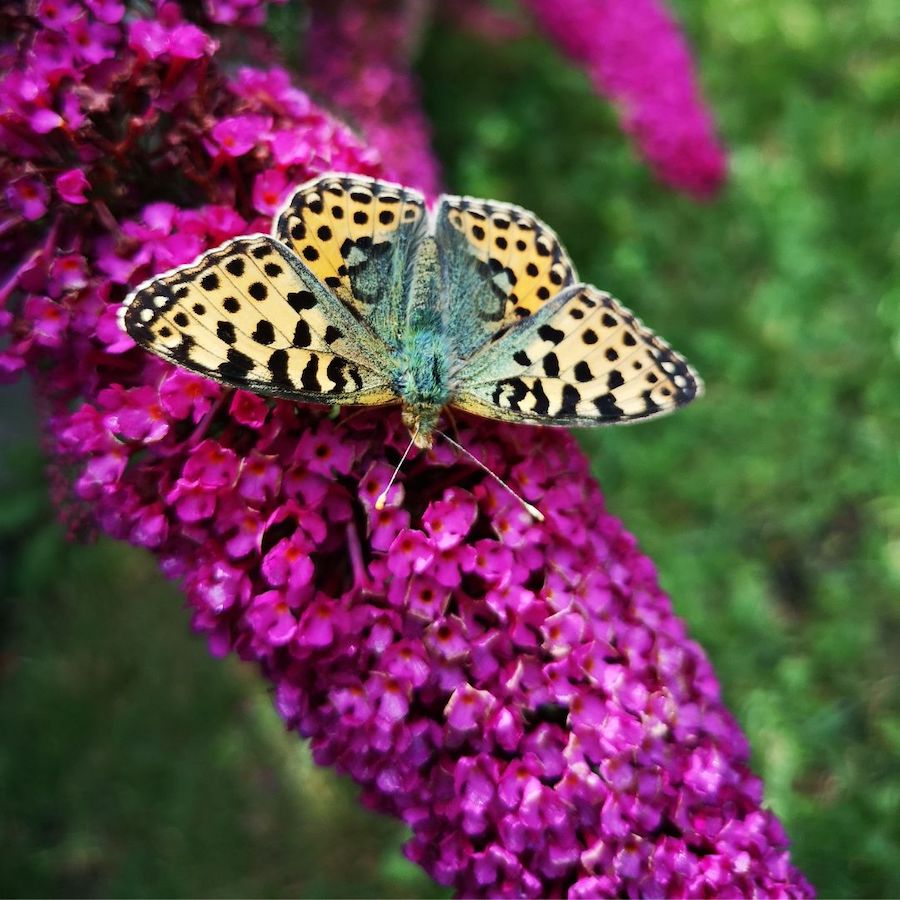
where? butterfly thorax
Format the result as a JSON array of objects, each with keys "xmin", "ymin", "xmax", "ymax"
[{"xmin": 392, "ymin": 237, "xmax": 450, "ymax": 448}]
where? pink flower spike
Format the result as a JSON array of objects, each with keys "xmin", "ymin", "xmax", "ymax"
[
  {"xmin": 55, "ymin": 169, "xmax": 90, "ymax": 204},
  {"xmin": 522, "ymin": 0, "xmax": 727, "ymax": 198},
  {"xmin": 0, "ymin": 6, "xmax": 809, "ymax": 893}
]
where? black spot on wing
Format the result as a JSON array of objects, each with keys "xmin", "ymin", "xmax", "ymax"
[
  {"xmin": 595, "ymin": 393, "xmax": 624, "ymax": 419},
  {"xmin": 217, "ymin": 321, "xmax": 236, "ymax": 344},
  {"xmin": 293, "ymin": 319, "xmax": 312, "ymax": 348},
  {"xmin": 531, "ymin": 378, "xmax": 550, "ymax": 415},
  {"xmin": 574, "ymin": 361, "xmax": 593, "ymax": 382},
  {"xmin": 492, "ymin": 378, "xmax": 528, "ymax": 411},
  {"xmin": 171, "ymin": 334, "xmax": 194, "ymax": 364},
  {"xmin": 268, "ymin": 349, "xmax": 291, "ymax": 386},
  {"xmin": 538, "ymin": 324, "xmax": 564, "ymax": 344},
  {"xmin": 252, "ymin": 320, "xmax": 275, "ymax": 345},
  {"xmin": 326, "ymin": 357, "xmax": 347, "ymax": 393},
  {"xmin": 559, "ymin": 384, "xmax": 580, "ymax": 416},
  {"xmin": 219, "ymin": 348, "xmax": 254, "ymax": 380},
  {"xmin": 301, "ymin": 354, "xmax": 320, "ymax": 391},
  {"xmin": 287, "ymin": 290, "xmax": 316, "ymax": 312}
]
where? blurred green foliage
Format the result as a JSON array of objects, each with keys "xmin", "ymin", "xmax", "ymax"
[{"xmin": 2, "ymin": 0, "xmax": 900, "ymax": 895}]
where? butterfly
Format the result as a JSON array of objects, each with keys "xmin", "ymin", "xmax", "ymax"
[{"xmin": 119, "ymin": 173, "xmax": 702, "ymax": 449}]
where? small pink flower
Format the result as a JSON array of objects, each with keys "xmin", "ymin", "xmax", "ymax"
[
  {"xmin": 387, "ymin": 529, "xmax": 433, "ymax": 577},
  {"xmin": 127, "ymin": 20, "xmax": 169, "ymax": 59},
  {"xmin": 210, "ymin": 114, "xmax": 273, "ymax": 157},
  {"xmin": 7, "ymin": 177, "xmax": 49, "ymax": 221},
  {"xmin": 169, "ymin": 22, "xmax": 216, "ymax": 59},
  {"xmin": 159, "ymin": 370, "xmax": 220, "ymax": 422},
  {"xmin": 84, "ymin": 0, "xmax": 125, "ymax": 24},
  {"xmin": 229, "ymin": 391, "xmax": 269, "ymax": 428},
  {"xmin": 271, "ymin": 129, "xmax": 314, "ymax": 166},
  {"xmin": 30, "ymin": 108, "xmax": 64, "ymax": 134},
  {"xmin": 70, "ymin": 17, "xmax": 118, "ymax": 64},
  {"xmin": 251, "ymin": 169, "xmax": 289, "ymax": 215},
  {"xmin": 182, "ymin": 439, "xmax": 240, "ymax": 489},
  {"xmin": 446, "ymin": 684, "xmax": 496, "ymax": 732},
  {"xmin": 247, "ymin": 589, "xmax": 298, "ymax": 646},
  {"xmin": 23, "ymin": 296, "xmax": 69, "ymax": 347},
  {"xmin": 262, "ymin": 533, "xmax": 315, "ymax": 593},
  {"xmin": 55, "ymin": 168, "xmax": 90, "ymax": 204},
  {"xmin": 422, "ymin": 487, "xmax": 478, "ymax": 550},
  {"xmin": 36, "ymin": 0, "xmax": 82, "ymax": 29},
  {"xmin": 238, "ymin": 451, "xmax": 281, "ymax": 503},
  {"xmin": 102, "ymin": 385, "xmax": 169, "ymax": 442},
  {"xmin": 297, "ymin": 593, "xmax": 347, "ymax": 648}
]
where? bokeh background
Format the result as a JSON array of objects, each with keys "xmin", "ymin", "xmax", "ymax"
[{"xmin": 3, "ymin": 0, "xmax": 899, "ymax": 896}]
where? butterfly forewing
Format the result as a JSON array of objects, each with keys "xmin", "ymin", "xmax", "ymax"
[
  {"xmin": 453, "ymin": 284, "xmax": 702, "ymax": 425},
  {"xmin": 434, "ymin": 194, "xmax": 578, "ymax": 358},
  {"xmin": 121, "ymin": 234, "xmax": 397, "ymax": 405},
  {"xmin": 275, "ymin": 173, "xmax": 427, "ymax": 347}
]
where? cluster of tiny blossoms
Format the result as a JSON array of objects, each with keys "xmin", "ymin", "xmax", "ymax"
[
  {"xmin": 1, "ymin": 0, "xmax": 812, "ymax": 896},
  {"xmin": 520, "ymin": 0, "xmax": 727, "ymax": 197},
  {"xmin": 304, "ymin": 0, "xmax": 442, "ymax": 196}
]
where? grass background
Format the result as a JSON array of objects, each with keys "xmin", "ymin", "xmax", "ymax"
[{"xmin": 2, "ymin": 0, "xmax": 900, "ymax": 895}]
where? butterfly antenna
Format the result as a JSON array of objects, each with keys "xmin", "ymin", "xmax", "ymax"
[
  {"xmin": 435, "ymin": 429, "xmax": 544, "ymax": 522},
  {"xmin": 375, "ymin": 424, "xmax": 419, "ymax": 510}
]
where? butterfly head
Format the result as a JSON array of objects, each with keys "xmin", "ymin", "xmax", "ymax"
[{"xmin": 402, "ymin": 403, "xmax": 440, "ymax": 449}]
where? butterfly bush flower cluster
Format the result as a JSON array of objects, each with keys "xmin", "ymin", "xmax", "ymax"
[
  {"xmin": 520, "ymin": 0, "xmax": 727, "ymax": 197},
  {"xmin": 1, "ymin": 0, "xmax": 810, "ymax": 896},
  {"xmin": 304, "ymin": 0, "xmax": 442, "ymax": 196}
]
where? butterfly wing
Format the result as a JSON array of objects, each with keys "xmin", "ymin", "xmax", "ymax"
[
  {"xmin": 453, "ymin": 284, "xmax": 702, "ymax": 425},
  {"xmin": 275, "ymin": 173, "xmax": 427, "ymax": 348},
  {"xmin": 434, "ymin": 193, "xmax": 578, "ymax": 358},
  {"xmin": 120, "ymin": 234, "xmax": 398, "ymax": 406}
]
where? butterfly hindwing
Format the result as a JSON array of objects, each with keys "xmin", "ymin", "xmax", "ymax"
[
  {"xmin": 275, "ymin": 173, "xmax": 427, "ymax": 348},
  {"xmin": 434, "ymin": 194, "xmax": 578, "ymax": 358},
  {"xmin": 121, "ymin": 234, "xmax": 398, "ymax": 405},
  {"xmin": 453, "ymin": 284, "xmax": 702, "ymax": 425}
]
